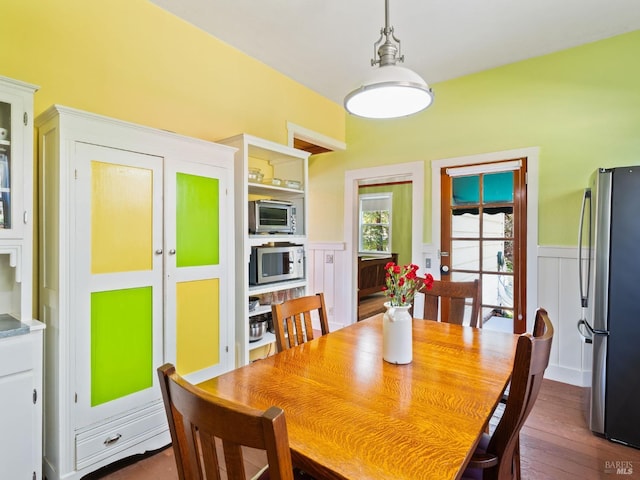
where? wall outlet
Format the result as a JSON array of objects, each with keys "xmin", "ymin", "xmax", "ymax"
[{"xmin": 326, "ymin": 254, "xmax": 334, "ymax": 264}]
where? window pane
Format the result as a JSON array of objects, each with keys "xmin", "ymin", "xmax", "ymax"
[
  {"xmin": 483, "ymin": 171, "xmax": 513, "ymax": 203},
  {"xmin": 451, "ymin": 240, "xmax": 479, "ymax": 270},
  {"xmin": 483, "ymin": 306, "xmax": 514, "ymax": 326},
  {"xmin": 482, "ymin": 240, "xmax": 513, "ymax": 272},
  {"xmin": 361, "ymin": 225, "xmax": 389, "ymax": 252},
  {"xmin": 482, "ymin": 273, "xmax": 513, "ymax": 309},
  {"xmin": 451, "ymin": 272, "xmax": 479, "ymax": 282},
  {"xmin": 482, "ymin": 210, "xmax": 513, "ymax": 238},
  {"xmin": 452, "ymin": 176, "xmax": 479, "ymax": 205},
  {"xmin": 452, "ymin": 212, "xmax": 479, "ymax": 238},
  {"xmin": 362, "ymin": 210, "xmax": 389, "ymax": 224}
]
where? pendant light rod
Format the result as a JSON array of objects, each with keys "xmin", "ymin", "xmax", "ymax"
[{"xmin": 373, "ymin": 0, "xmax": 404, "ymax": 67}]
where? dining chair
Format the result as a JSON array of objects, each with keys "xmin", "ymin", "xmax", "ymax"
[
  {"xmin": 413, "ymin": 278, "xmax": 481, "ymax": 327},
  {"xmin": 158, "ymin": 363, "xmax": 305, "ymax": 480},
  {"xmin": 271, "ymin": 292, "xmax": 330, "ymax": 351},
  {"xmin": 494, "ymin": 307, "xmax": 550, "ymax": 479},
  {"xmin": 462, "ymin": 308, "xmax": 554, "ymax": 480}
]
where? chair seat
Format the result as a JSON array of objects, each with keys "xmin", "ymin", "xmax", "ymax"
[{"xmin": 461, "ymin": 434, "xmax": 490, "ymax": 480}]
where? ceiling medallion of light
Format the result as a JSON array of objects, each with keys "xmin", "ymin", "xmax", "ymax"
[{"xmin": 344, "ymin": 0, "xmax": 434, "ymax": 119}]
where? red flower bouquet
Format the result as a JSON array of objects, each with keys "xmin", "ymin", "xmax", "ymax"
[{"xmin": 382, "ymin": 262, "xmax": 434, "ymax": 307}]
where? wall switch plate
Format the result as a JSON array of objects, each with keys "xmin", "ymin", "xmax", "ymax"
[{"xmin": 425, "ymin": 257, "xmax": 431, "ymax": 268}]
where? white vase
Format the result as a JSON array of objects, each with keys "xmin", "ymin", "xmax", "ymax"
[{"xmin": 382, "ymin": 302, "xmax": 413, "ymax": 364}]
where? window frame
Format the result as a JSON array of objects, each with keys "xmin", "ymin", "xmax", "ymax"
[{"xmin": 358, "ymin": 192, "xmax": 393, "ymax": 254}]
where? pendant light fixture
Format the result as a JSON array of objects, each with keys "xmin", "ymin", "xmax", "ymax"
[{"xmin": 344, "ymin": 0, "xmax": 434, "ymax": 119}]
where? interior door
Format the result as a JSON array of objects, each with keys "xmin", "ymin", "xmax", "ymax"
[
  {"xmin": 74, "ymin": 142, "xmax": 164, "ymax": 428},
  {"xmin": 440, "ymin": 159, "xmax": 527, "ymax": 333}
]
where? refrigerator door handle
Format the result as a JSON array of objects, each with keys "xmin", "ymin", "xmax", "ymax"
[
  {"xmin": 578, "ymin": 318, "xmax": 609, "ymax": 339},
  {"xmin": 578, "ymin": 188, "xmax": 592, "ymax": 308},
  {"xmin": 577, "ymin": 319, "xmax": 593, "ymax": 343}
]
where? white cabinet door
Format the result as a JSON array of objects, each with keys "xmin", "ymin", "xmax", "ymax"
[
  {"xmin": 73, "ymin": 142, "xmax": 164, "ymax": 429},
  {"xmin": 0, "ymin": 330, "xmax": 42, "ymax": 480},
  {"xmin": 164, "ymin": 157, "xmax": 234, "ymax": 383},
  {"xmin": 0, "ymin": 86, "xmax": 27, "ymax": 239},
  {"xmin": 0, "ymin": 367, "xmax": 34, "ymax": 477}
]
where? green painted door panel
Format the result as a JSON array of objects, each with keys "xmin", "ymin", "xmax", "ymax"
[
  {"xmin": 91, "ymin": 287, "xmax": 153, "ymax": 406},
  {"xmin": 176, "ymin": 173, "xmax": 219, "ymax": 267}
]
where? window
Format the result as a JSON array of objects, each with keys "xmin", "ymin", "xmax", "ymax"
[{"xmin": 359, "ymin": 193, "xmax": 392, "ymax": 253}]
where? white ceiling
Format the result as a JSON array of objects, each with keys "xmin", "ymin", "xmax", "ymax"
[{"xmin": 150, "ymin": 0, "xmax": 640, "ymax": 106}]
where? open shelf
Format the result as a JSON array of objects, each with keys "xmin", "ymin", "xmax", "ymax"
[
  {"xmin": 248, "ymin": 182, "xmax": 304, "ymax": 198},
  {"xmin": 219, "ymin": 133, "xmax": 309, "ymax": 367},
  {"xmin": 249, "ymin": 304, "xmax": 272, "ymax": 317},
  {"xmin": 248, "ymin": 331, "xmax": 276, "ymax": 351},
  {"xmin": 248, "ymin": 279, "xmax": 307, "ymax": 296},
  {"xmin": 248, "ymin": 235, "xmax": 306, "ymax": 247}
]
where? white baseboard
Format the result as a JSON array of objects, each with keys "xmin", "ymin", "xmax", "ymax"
[{"xmin": 545, "ymin": 364, "xmax": 590, "ymax": 387}]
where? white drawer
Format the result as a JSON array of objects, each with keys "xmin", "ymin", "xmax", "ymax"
[
  {"xmin": 0, "ymin": 334, "xmax": 34, "ymax": 377},
  {"xmin": 75, "ymin": 401, "xmax": 168, "ymax": 470}
]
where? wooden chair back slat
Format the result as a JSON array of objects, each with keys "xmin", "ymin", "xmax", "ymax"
[{"xmin": 272, "ymin": 293, "xmax": 330, "ymax": 351}]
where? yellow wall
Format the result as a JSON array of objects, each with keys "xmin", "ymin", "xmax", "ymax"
[
  {"xmin": 1, "ymin": 0, "xmax": 344, "ymax": 144},
  {"xmin": 1, "ymin": 0, "xmax": 345, "ymax": 319},
  {"xmin": 310, "ymin": 30, "xmax": 640, "ymax": 246}
]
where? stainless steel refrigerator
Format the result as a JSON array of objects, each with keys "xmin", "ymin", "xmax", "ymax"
[{"xmin": 578, "ymin": 166, "xmax": 640, "ymax": 448}]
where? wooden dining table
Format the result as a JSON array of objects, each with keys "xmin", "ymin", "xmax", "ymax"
[{"xmin": 198, "ymin": 314, "xmax": 520, "ymax": 480}]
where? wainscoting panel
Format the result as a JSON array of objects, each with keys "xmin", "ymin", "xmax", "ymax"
[
  {"xmin": 307, "ymin": 243, "xmax": 346, "ymax": 332},
  {"xmin": 537, "ymin": 246, "xmax": 590, "ymax": 386}
]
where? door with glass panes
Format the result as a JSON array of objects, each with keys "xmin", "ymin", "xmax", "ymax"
[{"xmin": 440, "ymin": 159, "xmax": 527, "ymax": 333}]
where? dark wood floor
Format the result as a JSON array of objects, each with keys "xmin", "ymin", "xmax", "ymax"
[{"xmin": 95, "ymin": 379, "xmax": 640, "ymax": 480}]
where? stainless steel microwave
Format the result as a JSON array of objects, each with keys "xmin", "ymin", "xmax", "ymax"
[
  {"xmin": 249, "ymin": 245, "xmax": 304, "ymax": 285},
  {"xmin": 248, "ymin": 200, "xmax": 296, "ymax": 234}
]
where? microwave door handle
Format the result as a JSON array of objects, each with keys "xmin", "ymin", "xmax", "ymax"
[{"xmin": 578, "ymin": 188, "xmax": 592, "ymax": 308}]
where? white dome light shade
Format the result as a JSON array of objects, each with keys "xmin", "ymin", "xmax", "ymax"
[{"xmin": 344, "ymin": 65, "xmax": 434, "ymax": 119}]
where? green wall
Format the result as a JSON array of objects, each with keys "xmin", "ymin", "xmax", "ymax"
[
  {"xmin": 359, "ymin": 183, "xmax": 412, "ymax": 266},
  {"xmin": 309, "ymin": 30, "xmax": 640, "ymax": 247}
]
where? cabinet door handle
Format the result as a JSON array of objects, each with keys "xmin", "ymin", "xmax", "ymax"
[
  {"xmin": 169, "ymin": 249, "xmax": 176, "ymax": 255},
  {"xmin": 155, "ymin": 249, "xmax": 163, "ymax": 255},
  {"xmin": 104, "ymin": 433, "xmax": 122, "ymax": 446}
]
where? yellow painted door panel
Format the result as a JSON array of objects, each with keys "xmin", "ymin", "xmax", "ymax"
[
  {"xmin": 176, "ymin": 278, "xmax": 220, "ymax": 375},
  {"xmin": 91, "ymin": 161, "xmax": 153, "ymax": 273}
]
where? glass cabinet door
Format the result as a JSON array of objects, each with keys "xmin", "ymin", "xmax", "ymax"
[
  {"xmin": 0, "ymin": 100, "xmax": 12, "ymax": 230},
  {"xmin": 0, "ymin": 79, "xmax": 30, "ymax": 240}
]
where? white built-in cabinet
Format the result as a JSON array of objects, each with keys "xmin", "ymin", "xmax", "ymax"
[
  {"xmin": 0, "ymin": 75, "xmax": 45, "ymax": 480},
  {"xmin": 37, "ymin": 105, "xmax": 236, "ymax": 480},
  {"xmin": 218, "ymin": 134, "xmax": 309, "ymax": 366}
]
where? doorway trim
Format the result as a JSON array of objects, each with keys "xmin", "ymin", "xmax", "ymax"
[
  {"xmin": 431, "ymin": 147, "xmax": 539, "ymax": 332},
  {"xmin": 344, "ymin": 161, "xmax": 424, "ymax": 325}
]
